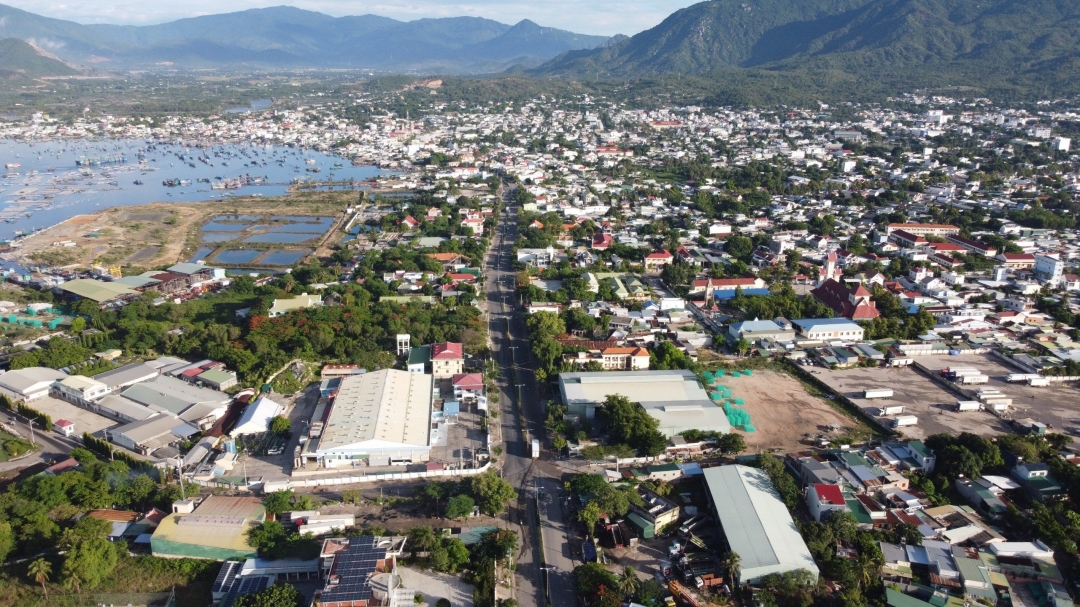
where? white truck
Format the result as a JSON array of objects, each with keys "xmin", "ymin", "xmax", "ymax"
[
  {"xmin": 531, "ymin": 438, "xmax": 540, "ymax": 459},
  {"xmin": 864, "ymin": 388, "xmax": 895, "ymax": 399},
  {"xmin": 879, "ymin": 405, "xmax": 906, "ymax": 416},
  {"xmin": 960, "ymin": 374, "xmax": 990, "ymax": 385},
  {"xmin": 1028, "ymin": 377, "xmax": 1050, "ymax": 387},
  {"xmin": 892, "ymin": 415, "xmax": 918, "ymax": 428},
  {"xmin": 1007, "ymin": 373, "xmax": 1041, "ymax": 383},
  {"xmin": 955, "ymin": 401, "xmax": 982, "ymax": 412}
]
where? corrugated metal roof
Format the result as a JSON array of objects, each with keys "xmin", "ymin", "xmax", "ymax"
[
  {"xmin": 58, "ymin": 279, "xmax": 139, "ymax": 302},
  {"xmin": 703, "ymin": 465, "xmax": 819, "ymax": 584}
]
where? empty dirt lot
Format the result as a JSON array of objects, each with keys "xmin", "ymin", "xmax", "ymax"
[
  {"xmin": 816, "ymin": 365, "xmax": 1013, "ymax": 441},
  {"xmin": 717, "ymin": 369, "xmax": 870, "ymax": 453}
]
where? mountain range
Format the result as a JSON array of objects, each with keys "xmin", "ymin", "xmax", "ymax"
[
  {"xmin": 3, "ymin": 0, "xmax": 1080, "ymax": 97},
  {"xmin": 535, "ymin": 0, "xmax": 1080, "ymax": 94},
  {"xmin": 0, "ymin": 4, "xmax": 612, "ymax": 72}
]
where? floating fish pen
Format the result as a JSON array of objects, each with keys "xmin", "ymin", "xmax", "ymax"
[{"xmin": 76, "ymin": 153, "xmax": 125, "ymax": 167}]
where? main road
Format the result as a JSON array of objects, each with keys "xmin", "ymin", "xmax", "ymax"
[{"xmin": 484, "ymin": 186, "xmax": 577, "ymax": 607}]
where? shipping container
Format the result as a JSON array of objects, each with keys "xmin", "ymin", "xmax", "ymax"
[
  {"xmin": 959, "ymin": 374, "xmax": 989, "ymax": 385},
  {"xmin": 1028, "ymin": 377, "xmax": 1050, "ymax": 387},
  {"xmin": 951, "ymin": 369, "xmax": 982, "ymax": 378},
  {"xmin": 864, "ymin": 388, "xmax": 894, "ymax": 399},
  {"xmin": 1007, "ymin": 373, "xmax": 1040, "ymax": 383},
  {"xmin": 879, "ymin": 405, "xmax": 906, "ymax": 416},
  {"xmin": 955, "ymin": 401, "xmax": 982, "ymax": 412},
  {"xmin": 892, "ymin": 415, "xmax": 918, "ymax": 428},
  {"xmin": 531, "ymin": 439, "xmax": 540, "ymax": 459}
]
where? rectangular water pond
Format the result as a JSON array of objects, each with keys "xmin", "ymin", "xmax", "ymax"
[
  {"xmin": 266, "ymin": 217, "xmax": 334, "ymax": 233},
  {"xmin": 202, "ymin": 232, "xmax": 242, "ymax": 243},
  {"xmin": 259, "ymin": 251, "xmax": 309, "ymax": 266},
  {"xmin": 202, "ymin": 221, "xmax": 253, "ymax": 231},
  {"xmin": 243, "ymin": 233, "xmax": 317, "ymax": 244},
  {"xmin": 214, "ymin": 249, "xmax": 262, "ymax": 264}
]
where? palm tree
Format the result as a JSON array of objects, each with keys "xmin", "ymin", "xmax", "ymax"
[
  {"xmin": 63, "ymin": 574, "xmax": 82, "ymax": 594},
  {"xmin": 723, "ymin": 551, "xmax": 741, "ymax": 588},
  {"xmin": 857, "ymin": 553, "xmax": 883, "ymax": 590},
  {"xmin": 28, "ymin": 558, "xmax": 51, "ymax": 597},
  {"xmin": 619, "ymin": 565, "xmax": 640, "ymax": 598}
]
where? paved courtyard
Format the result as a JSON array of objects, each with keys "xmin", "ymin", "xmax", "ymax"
[
  {"xmin": 398, "ymin": 565, "xmax": 475, "ymax": 607},
  {"xmin": 26, "ymin": 395, "xmax": 119, "ymax": 437}
]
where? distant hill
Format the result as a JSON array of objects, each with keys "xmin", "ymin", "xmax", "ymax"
[
  {"xmin": 0, "ymin": 37, "xmax": 76, "ymax": 77},
  {"xmin": 535, "ymin": 0, "xmax": 1080, "ymax": 95},
  {"xmin": 0, "ymin": 4, "xmax": 613, "ymax": 72}
]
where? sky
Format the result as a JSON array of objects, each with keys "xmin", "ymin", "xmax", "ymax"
[{"xmin": 3, "ymin": 0, "xmax": 701, "ymax": 36}]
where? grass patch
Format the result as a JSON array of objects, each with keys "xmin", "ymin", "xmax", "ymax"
[{"xmin": 0, "ymin": 429, "xmax": 37, "ymax": 462}]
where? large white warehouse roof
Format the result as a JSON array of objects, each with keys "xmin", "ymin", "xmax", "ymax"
[{"xmin": 703, "ymin": 465, "xmax": 819, "ymax": 585}]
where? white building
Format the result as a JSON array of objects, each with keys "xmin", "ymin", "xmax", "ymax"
[
  {"xmin": 231, "ymin": 396, "xmax": 284, "ymax": 436},
  {"xmin": 52, "ymin": 375, "xmax": 109, "ymax": 406},
  {"xmin": 791, "ymin": 318, "xmax": 865, "ymax": 341},
  {"xmin": 558, "ymin": 370, "xmax": 730, "ymax": 436},
  {"xmin": 0, "ymin": 367, "xmax": 67, "ymax": 400},
  {"xmin": 312, "ymin": 370, "xmax": 433, "ymax": 467},
  {"xmin": 1034, "ymin": 254, "xmax": 1065, "ymax": 286}
]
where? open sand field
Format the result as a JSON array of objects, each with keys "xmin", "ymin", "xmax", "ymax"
[{"xmin": 717, "ymin": 369, "xmax": 871, "ymax": 454}]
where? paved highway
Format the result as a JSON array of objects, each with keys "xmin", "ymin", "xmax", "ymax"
[{"xmin": 484, "ymin": 186, "xmax": 578, "ymax": 607}]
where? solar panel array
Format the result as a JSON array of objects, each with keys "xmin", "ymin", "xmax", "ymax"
[
  {"xmin": 320, "ymin": 538, "xmax": 385, "ymax": 603},
  {"xmin": 220, "ymin": 575, "xmax": 271, "ymax": 607},
  {"xmin": 211, "ymin": 561, "xmax": 241, "ymax": 595}
]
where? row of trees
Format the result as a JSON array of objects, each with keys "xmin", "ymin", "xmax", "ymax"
[{"xmin": 421, "ymin": 470, "xmax": 519, "ymax": 519}]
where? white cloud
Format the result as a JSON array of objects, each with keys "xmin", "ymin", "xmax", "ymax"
[
  {"xmin": 26, "ymin": 37, "xmax": 66, "ymax": 51},
  {"xmin": 0, "ymin": 0, "xmax": 698, "ymax": 35}
]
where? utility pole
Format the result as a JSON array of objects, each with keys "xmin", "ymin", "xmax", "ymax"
[{"xmin": 175, "ymin": 457, "xmax": 186, "ymax": 500}]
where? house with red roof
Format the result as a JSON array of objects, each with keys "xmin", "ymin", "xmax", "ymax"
[
  {"xmin": 452, "ymin": 373, "xmax": 485, "ymax": 400},
  {"xmin": 996, "ymin": 253, "xmax": 1036, "ymax": 269},
  {"xmin": 807, "ymin": 484, "xmax": 850, "ymax": 521},
  {"xmin": 888, "ymin": 229, "xmax": 927, "ymax": 248},
  {"xmin": 401, "ymin": 215, "xmax": 421, "ymax": 229},
  {"xmin": 460, "ymin": 217, "xmax": 484, "ymax": 235},
  {"xmin": 643, "ymin": 250, "xmax": 674, "ymax": 272},
  {"xmin": 592, "ymin": 233, "xmax": 613, "ymax": 250},
  {"xmin": 52, "ymin": 418, "xmax": 75, "ymax": 437},
  {"xmin": 811, "ymin": 279, "xmax": 880, "ymax": 320},
  {"xmin": 431, "ymin": 342, "xmax": 464, "ymax": 378}
]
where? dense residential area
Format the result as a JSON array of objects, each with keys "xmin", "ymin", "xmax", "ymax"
[{"xmin": 0, "ymin": 84, "xmax": 1078, "ymax": 607}]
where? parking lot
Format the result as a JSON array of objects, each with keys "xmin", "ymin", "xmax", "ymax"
[
  {"xmin": 28, "ymin": 395, "xmax": 120, "ymax": 437},
  {"xmin": 930, "ymin": 353, "xmax": 1080, "ymax": 434},
  {"xmin": 816, "ymin": 365, "xmax": 1011, "ymax": 440},
  {"xmin": 429, "ymin": 402, "xmax": 488, "ymax": 466},
  {"xmin": 235, "ymin": 386, "xmax": 314, "ymax": 482}
]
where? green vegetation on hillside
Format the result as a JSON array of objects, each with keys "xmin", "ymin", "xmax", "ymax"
[{"xmin": 0, "ymin": 38, "xmax": 76, "ymax": 77}]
